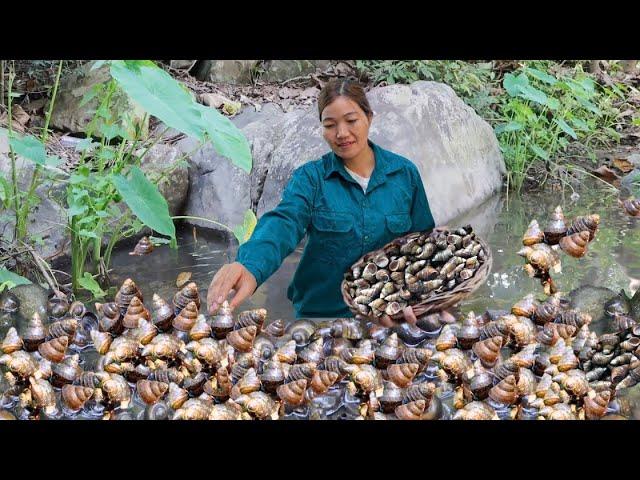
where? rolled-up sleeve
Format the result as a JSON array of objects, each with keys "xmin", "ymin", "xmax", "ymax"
[
  {"xmin": 236, "ymin": 165, "xmax": 315, "ymax": 287},
  {"xmin": 409, "ymin": 164, "xmax": 436, "ymax": 232}
]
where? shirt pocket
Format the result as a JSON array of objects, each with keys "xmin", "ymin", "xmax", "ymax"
[
  {"xmin": 385, "ymin": 212, "xmax": 412, "ymax": 236},
  {"xmin": 309, "ymin": 210, "xmax": 357, "ymax": 262}
]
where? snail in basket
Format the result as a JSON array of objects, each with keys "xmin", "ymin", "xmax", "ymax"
[{"xmin": 342, "ymin": 225, "xmax": 491, "ymax": 326}]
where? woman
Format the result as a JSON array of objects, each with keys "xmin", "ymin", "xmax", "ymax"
[{"xmin": 207, "ymin": 79, "xmax": 436, "ymax": 326}]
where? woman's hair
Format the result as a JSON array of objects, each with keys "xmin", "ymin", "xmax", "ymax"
[{"xmin": 317, "ymin": 78, "xmax": 373, "ymax": 121}]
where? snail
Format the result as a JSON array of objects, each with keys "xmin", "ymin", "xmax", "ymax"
[
  {"xmin": 386, "ymin": 362, "xmax": 419, "ymax": 388},
  {"xmin": 96, "ymin": 302, "xmax": 124, "ymax": 335},
  {"xmin": 395, "ymin": 400, "xmax": 425, "ymax": 420},
  {"xmin": 173, "ymin": 282, "xmax": 201, "ymax": 317},
  {"xmin": 559, "ymin": 231, "xmax": 590, "ymax": 258},
  {"xmin": 210, "ymin": 301, "xmax": 234, "ymax": 339},
  {"xmin": 114, "ymin": 278, "xmax": 143, "ymax": 316},
  {"xmin": 1, "ymin": 327, "xmax": 23, "ymax": 354},
  {"xmin": 277, "ymin": 379, "xmax": 308, "ymax": 406},
  {"xmin": 236, "ymin": 308, "xmax": 268, "ymax": 333},
  {"xmin": 22, "ymin": 312, "xmax": 47, "ymax": 352},
  {"xmin": 61, "ymin": 385, "xmax": 94, "ymax": 411},
  {"xmin": 522, "ymin": 219, "xmax": 544, "ymax": 246},
  {"xmin": 189, "ymin": 315, "xmax": 212, "ymax": 341},
  {"xmin": 566, "ymin": 214, "xmax": 599, "ymax": 241},
  {"xmin": 37, "ymin": 336, "xmax": 69, "ymax": 363},
  {"xmin": 129, "ymin": 236, "xmax": 154, "ymax": 256},
  {"xmin": 136, "ymin": 380, "xmax": 169, "ymax": 405},
  {"xmin": 543, "ymin": 206, "xmax": 567, "ymax": 245},
  {"xmin": 122, "ymin": 297, "xmax": 151, "ymax": 330},
  {"xmin": 151, "ymin": 294, "xmax": 174, "ymax": 332},
  {"xmin": 227, "ymin": 326, "xmax": 257, "ymax": 353},
  {"xmin": 51, "ymin": 354, "xmax": 82, "ymax": 387},
  {"xmin": 619, "ymin": 197, "xmax": 640, "ymax": 217}
]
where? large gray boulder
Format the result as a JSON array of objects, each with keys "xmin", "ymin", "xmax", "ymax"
[
  {"xmin": 50, "ymin": 62, "xmax": 149, "ymax": 139},
  {"xmin": 205, "ymin": 60, "xmax": 331, "ymax": 84},
  {"xmin": 183, "ymin": 81, "xmax": 505, "ymax": 231}
]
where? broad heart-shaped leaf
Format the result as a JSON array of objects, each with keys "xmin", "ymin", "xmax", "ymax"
[
  {"xmin": 233, "ymin": 209, "xmax": 258, "ymax": 245},
  {"xmin": 109, "ymin": 60, "xmax": 205, "ymax": 141},
  {"xmin": 516, "ymin": 84, "xmax": 548, "ymax": 107},
  {"xmin": 197, "ymin": 104, "xmax": 253, "ymax": 173},
  {"xmin": 9, "ymin": 135, "xmax": 62, "ymax": 167},
  {"xmin": 530, "ymin": 144, "xmax": 550, "ymax": 161},
  {"xmin": 525, "ymin": 67, "xmax": 558, "ymax": 85},
  {"xmin": 503, "ymin": 72, "xmax": 529, "ymax": 97},
  {"xmin": 554, "ymin": 118, "xmax": 578, "ymax": 140},
  {"xmin": 569, "ymin": 117, "xmax": 590, "ymax": 131},
  {"xmin": 78, "ymin": 272, "xmax": 106, "ymax": 298},
  {"xmin": 111, "ymin": 166, "xmax": 176, "ymax": 248},
  {"xmin": 0, "ymin": 268, "xmax": 32, "ymax": 289},
  {"xmin": 494, "ymin": 121, "xmax": 524, "ymax": 135}
]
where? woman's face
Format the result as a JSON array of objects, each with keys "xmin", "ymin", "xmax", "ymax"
[{"xmin": 321, "ymin": 96, "xmax": 372, "ymax": 161}]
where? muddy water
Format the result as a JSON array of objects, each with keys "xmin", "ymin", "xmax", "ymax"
[{"xmin": 2, "ymin": 177, "xmax": 640, "ymax": 419}]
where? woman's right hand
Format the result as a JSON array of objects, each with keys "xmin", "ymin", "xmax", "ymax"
[{"xmin": 207, "ymin": 262, "xmax": 257, "ymax": 314}]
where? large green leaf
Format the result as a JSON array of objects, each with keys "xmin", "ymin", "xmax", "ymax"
[
  {"xmin": 525, "ymin": 67, "xmax": 558, "ymax": 85},
  {"xmin": 197, "ymin": 104, "xmax": 252, "ymax": 173},
  {"xmin": 9, "ymin": 135, "xmax": 62, "ymax": 167},
  {"xmin": 78, "ymin": 272, "xmax": 106, "ymax": 298},
  {"xmin": 503, "ymin": 72, "xmax": 529, "ymax": 97},
  {"xmin": 494, "ymin": 121, "xmax": 524, "ymax": 134},
  {"xmin": 517, "ymin": 84, "xmax": 548, "ymax": 107},
  {"xmin": 110, "ymin": 60, "xmax": 205, "ymax": 141},
  {"xmin": 530, "ymin": 144, "xmax": 550, "ymax": 161},
  {"xmin": 0, "ymin": 268, "xmax": 32, "ymax": 289},
  {"xmin": 554, "ymin": 118, "xmax": 578, "ymax": 140},
  {"xmin": 233, "ymin": 209, "xmax": 258, "ymax": 245},
  {"xmin": 111, "ymin": 166, "xmax": 176, "ymax": 248}
]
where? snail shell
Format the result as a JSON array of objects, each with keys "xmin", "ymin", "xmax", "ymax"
[
  {"xmin": 106, "ymin": 336, "xmax": 140, "ymax": 363},
  {"xmin": 173, "ymin": 282, "xmax": 201, "ymax": 317},
  {"xmin": 330, "ymin": 318, "xmax": 364, "ymax": 341},
  {"xmin": 457, "ymin": 322, "xmax": 481, "ymax": 350},
  {"xmin": 435, "ymin": 324, "xmax": 458, "ymax": 351},
  {"xmin": 539, "ymin": 403, "xmax": 577, "ymax": 420},
  {"xmin": 517, "ymin": 368, "xmax": 537, "ymax": 397},
  {"xmin": 559, "ymin": 230, "xmax": 590, "ymax": 258},
  {"xmin": 537, "ymin": 323, "xmax": 559, "ymax": 346},
  {"xmin": 183, "ymin": 372, "xmax": 208, "ymax": 397},
  {"xmin": 227, "ymin": 326, "xmax": 257, "ymax": 353},
  {"xmin": 620, "ymin": 197, "xmax": 640, "ymax": 217},
  {"xmin": 533, "ymin": 299, "xmax": 559, "ymax": 326},
  {"xmin": 235, "ymin": 308, "xmax": 267, "ymax": 333},
  {"xmin": 37, "ymin": 335, "xmax": 68, "ymax": 363},
  {"xmin": 435, "ymin": 348, "xmax": 471, "ymax": 381},
  {"xmin": 136, "ymin": 380, "xmax": 169, "ymax": 405},
  {"xmin": 61, "ymin": 385, "xmax": 94, "ymax": 411},
  {"xmin": 510, "ymin": 344, "xmax": 538, "ymax": 369},
  {"xmin": 404, "ymin": 381, "xmax": 436, "ymax": 404},
  {"xmin": 237, "ymin": 391, "xmax": 278, "ymax": 420},
  {"xmin": 115, "ymin": 278, "xmax": 143, "ymax": 316},
  {"xmin": 231, "ymin": 368, "xmax": 262, "ymax": 399},
  {"xmin": 543, "ymin": 205, "xmax": 567, "ymax": 245},
  {"xmin": 122, "ymin": 296, "xmax": 151, "ymax": 329},
  {"xmin": 287, "ymin": 363, "xmax": 317, "ymax": 383},
  {"xmin": 522, "ymin": 219, "xmax": 544, "ymax": 246},
  {"xmin": 559, "ymin": 370, "xmax": 589, "ymax": 398},
  {"xmin": 387, "ymin": 362, "xmax": 419, "ymax": 388},
  {"xmin": 379, "ymin": 380, "xmax": 404, "ymax": 413},
  {"xmin": 128, "ymin": 319, "xmax": 158, "ymax": 345},
  {"xmin": 557, "ymin": 350, "xmax": 580, "ymax": 372},
  {"xmin": 129, "ymin": 236, "xmax": 154, "ymax": 255},
  {"xmin": 511, "ymin": 294, "xmax": 538, "ymax": 318},
  {"xmin": 510, "ymin": 317, "xmax": 537, "ymax": 348},
  {"xmin": 186, "ymin": 338, "xmax": 223, "ymax": 367},
  {"xmin": 274, "ymin": 340, "xmax": 297, "ymax": 364},
  {"xmin": 171, "ymin": 301, "xmax": 199, "ymax": 332},
  {"xmin": 398, "ymin": 348, "xmax": 432, "ymax": 372},
  {"xmin": 260, "ymin": 361, "xmax": 286, "ymax": 394},
  {"xmin": 584, "ymin": 390, "xmax": 610, "ymax": 419},
  {"xmin": 151, "ymin": 367, "xmax": 184, "ymax": 386},
  {"xmin": 277, "ymin": 379, "xmax": 308, "ymax": 406},
  {"xmin": 374, "ymin": 333, "xmax": 402, "ymax": 368},
  {"xmin": 252, "ymin": 335, "xmax": 276, "ymax": 363},
  {"xmin": 321, "ymin": 355, "xmax": 355, "ymax": 380},
  {"xmin": 210, "ymin": 301, "xmax": 234, "ymax": 339},
  {"xmin": 352, "ymin": 364, "xmax": 382, "ymax": 394},
  {"xmin": 1, "ymin": 327, "xmax": 23, "ymax": 354},
  {"xmin": 189, "ymin": 315, "xmax": 212, "ymax": 341},
  {"xmin": 28, "ymin": 377, "xmax": 56, "ymax": 411},
  {"xmin": 166, "ymin": 382, "xmax": 189, "ymax": 410},
  {"xmin": 172, "ymin": 398, "xmax": 212, "ymax": 420},
  {"xmin": 264, "ymin": 319, "xmax": 286, "ymax": 338},
  {"xmin": 22, "ymin": 312, "xmax": 47, "ymax": 352},
  {"xmin": 556, "ymin": 309, "xmax": 591, "ymax": 329},
  {"xmin": 566, "ymin": 214, "xmax": 599, "ymax": 241},
  {"xmin": 298, "ymin": 338, "xmax": 324, "ymax": 365},
  {"xmin": 0, "ymin": 350, "xmax": 38, "ymax": 379},
  {"xmin": 51, "ymin": 354, "xmax": 82, "ymax": 387},
  {"xmin": 151, "ymin": 294, "xmax": 174, "ymax": 332},
  {"xmin": 46, "ymin": 318, "xmax": 79, "ymax": 342},
  {"xmin": 96, "ymin": 302, "xmax": 124, "ymax": 335},
  {"xmin": 310, "ymin": 370, "xmax": 339, "ymax": 395},
  {"xmin": 395, "ymin": 400, "xmax": 425, "ymax": 420},
  {"xmin": 141, "ymin": 333, "xmax": 184, "ymax": 360},
  {"xmin": 472, "ymin": 336, "xmax": 503, "ymax": 368},
  {"xmin": 488, "ymin": 374, "xmax": 518, "ymax": 405},
  {"xmin": 231, "ymin": 352, "xmax": 256, "ymax": 383},
  {"xmin": 209, "ymin": 403, "xmax": 243, "ymax": 420},
  {"xmin": 287, "ymin": 320, "xmax": 316, "ymax": 347},
  {"xmin": 47, "ymin": 293, "xmax": 69, "ymax": 319},
  {"xmin": 452, "ymin": 400, "xmax": 497, "ymax": 420}
]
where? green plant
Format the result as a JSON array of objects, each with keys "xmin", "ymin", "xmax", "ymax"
[
  {"xmin": 63, "ymin": 60, "xmax": 255, "ymax": 297},
  {"xmin": 494, "ymin": 63, "xmax": 622, "ymax": 192}
]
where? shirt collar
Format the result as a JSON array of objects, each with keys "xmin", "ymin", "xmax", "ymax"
[{"xmin": 323, "ymin": 140, "xmax": 402, "ymax": 183}]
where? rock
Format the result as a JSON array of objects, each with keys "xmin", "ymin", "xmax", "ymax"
[
  {"xmin": 567, "ymin": 285, "xmax": 618, "ymax": 326},
  {"xmin": 207, "ymin": 60, "xmax": 258, "ymax": 84},
  {"xmin": 7, "ymin": 283, "xmax": 48, "ymax": 320},
  {"xmin": 627, "ymin": 153, "xmax": 640, "ymax": 168},
  {"xmin": 182, "ymin": 81, "xmax": 505, "ymax": 232},
  {"xmin": 50, "ymin": 61, "xmax": 149, "ymax": 139},
  {"xmin": 138, "ymin": 144, "xmax": 189, "ymax": 216},
  {"xmin": 169, "ymin": 60, "xmax": 196, "ymax": 70},
  {"xmin": 261, "ymin": 60, "xmax": 330, "ymax": 83},
  {"xmin": 200, "ymin": 92, "xmax": 232, "ymax": 109}
]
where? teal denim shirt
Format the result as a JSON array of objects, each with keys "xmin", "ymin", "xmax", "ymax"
[{"xmin": 236, "ymin": 141, "xmax": 435, "ymax": 318}]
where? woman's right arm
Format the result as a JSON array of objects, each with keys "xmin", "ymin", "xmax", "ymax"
[{"xmin": 207, "ymin": 165, "xmax": 315, "ymax": 312}]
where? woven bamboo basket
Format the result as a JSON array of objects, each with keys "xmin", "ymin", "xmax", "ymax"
[{"xmin": 341, "ymin": 227, "xmax": 492, "ymax": 323}]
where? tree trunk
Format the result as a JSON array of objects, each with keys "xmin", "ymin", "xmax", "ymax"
[{"xmin": 589, "ymin": 60, "xmax": 602, "ymax": 74}]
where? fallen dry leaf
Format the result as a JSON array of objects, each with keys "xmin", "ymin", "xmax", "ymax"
[
  {"xmin": 592, "ymin": 165, "xmax": 621, "ymax": 182},
  {"xmin": 278, "ymin": 87, "xmax": 298, "ymax": 99},
  {"xmin": 0, "ymin": 112, "xmax": 26, "ymax": 133},
  {"xmin": 613, "ymin": 158, "xmax": 635, "ymax": 173},
  {"xmin": 176, "ymin": 271, "xmax": 192, "ymax": 288}
]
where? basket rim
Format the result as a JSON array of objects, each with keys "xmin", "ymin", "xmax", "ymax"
[{"xmin": 341, "ymin": 229, "xmax": 493, "ymax": 322}]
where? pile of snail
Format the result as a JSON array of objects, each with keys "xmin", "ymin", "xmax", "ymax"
[
  {"xmin": 343, "ymin": 225, "xmax": 488, "ymax": 319},
  {"xmin": 518, "ymin": 206, "xmax": 600, "ymax": 295},
  {"xmin": 1, "ymin": 273, "xmax": 636, "ymax": 420},
  {"xmin": 619, "ymin": 197, "xmax": 640, "ymax": 218}
]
